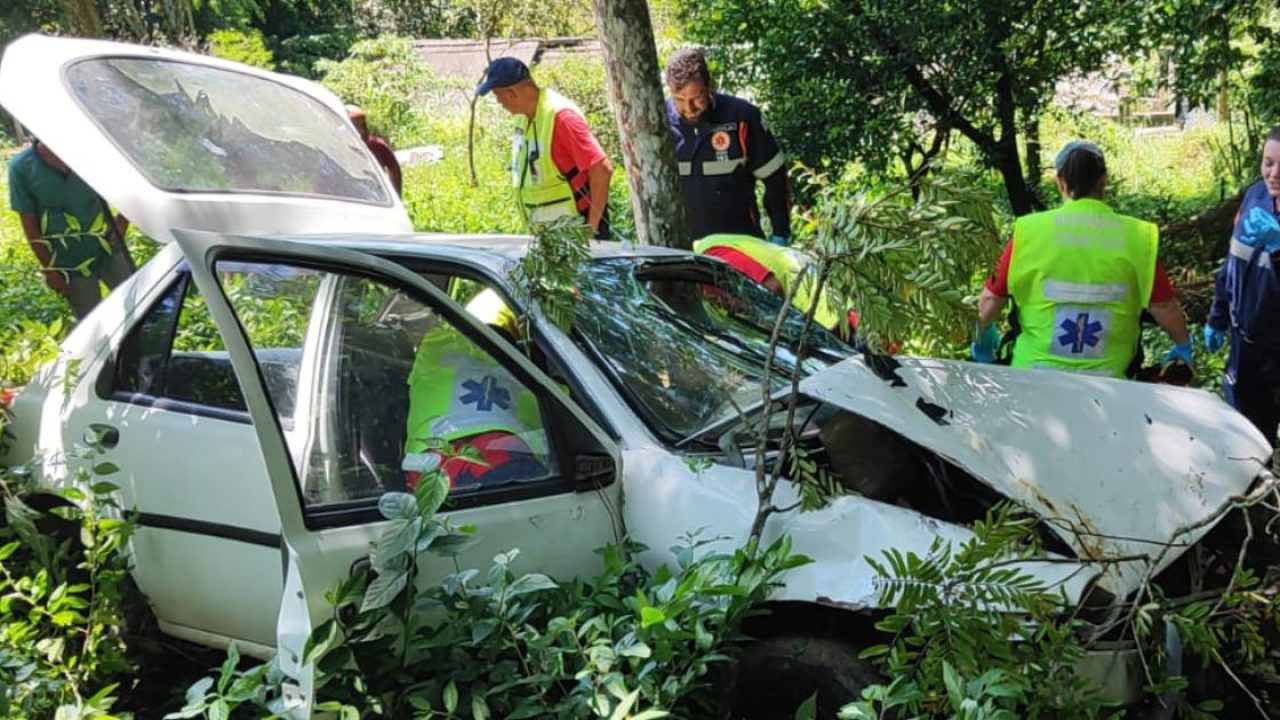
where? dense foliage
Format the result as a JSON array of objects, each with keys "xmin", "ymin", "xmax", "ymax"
[
  {"xmin": 165, "ymin": 444, "xmax": 807, "ymax": 719},
  {"xmin": 0, "ymin": 430, "xmax": 139, "ymax": 719}
]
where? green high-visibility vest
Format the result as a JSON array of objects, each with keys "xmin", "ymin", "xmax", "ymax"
[
  {"xmin": 1008, "ymin": 198, "xmax": 1157, "ymax": 378},
  {"xmin": 404, "ymin": 323, "xmax": 545, "ymax": 458},
  {"xmin": 514, "ymin": 88, "xmax": 583, "ymax": 227},
  {"xmin": 693, "ymin": 234, "xmax": 842, "ymax": 331}
]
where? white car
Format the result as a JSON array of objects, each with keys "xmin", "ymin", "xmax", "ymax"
[{"xmin": 1, "ymin": 35, "xmax": 1273, "ymax": 718}]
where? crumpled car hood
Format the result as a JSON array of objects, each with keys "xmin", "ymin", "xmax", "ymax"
[{"xmin": 798, "ymin": 355, "xmax": 1272, "ymax": 594}]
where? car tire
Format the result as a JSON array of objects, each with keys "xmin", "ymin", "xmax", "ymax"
[{"xmin": 732, "ymin": 635, "xmax": 882, "ymax": 720}]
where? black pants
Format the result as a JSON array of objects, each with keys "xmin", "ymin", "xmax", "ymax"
[{"xmin": 1224, "ymin": 334, "xmax": 1280, "ymax": 446}]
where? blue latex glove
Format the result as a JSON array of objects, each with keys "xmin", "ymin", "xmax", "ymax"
[
  {"xmin": 1162, "ymin": 340, "xmax": 1193, "ymax": 367},
  {"xmin": 1203, "ymin": 325, "xmax": 1227, "ymax": 354},
  {"xmin": 970, "ymin": 324, "xmax": 1001, "ymax": 363},
  {"xmin": 769, "ymin": 234, "xmax": 790, "ymax": 247},
  {"xmin": 1239, "ymin": 206, "xmax": 1280, "ymax": 252}
]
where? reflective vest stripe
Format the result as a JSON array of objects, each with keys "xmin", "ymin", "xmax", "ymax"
[
  {"xmin": 701, "ymin": 158, "xmax": 747, "ymax": 175},
  {"xmin": 752, "ymin": 151, "xmax": 786, "ymax": 179}
]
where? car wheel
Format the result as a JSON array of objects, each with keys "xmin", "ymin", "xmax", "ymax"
[{"xmin": 732, "ymin": 635, "xmax": 882, "ymax": 720}]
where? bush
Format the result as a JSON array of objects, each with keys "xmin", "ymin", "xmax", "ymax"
[
  {"xmin": 316, "ymin": 36, "xmax": 436, "ymax": 148},
  {"xmin": 272, "ymin": 31, "xmax": 356, "ymax": 79},
  {"xmin": 0, "ymin": 436, "xmax": 139, "ymax": 718},
  {"xmin": 171, "ymin": 447, "xmax": 808, "ymax": 718},
  {"xmin": 205, "ymin": 29, "xmax": 274, "ymax": 70}
]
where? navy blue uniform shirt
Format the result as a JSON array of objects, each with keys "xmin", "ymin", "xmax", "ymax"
[{"xmin": 666, "ymin": 92, "xmax": 790, "ymax": 240}]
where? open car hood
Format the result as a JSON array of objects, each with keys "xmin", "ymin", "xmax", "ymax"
[
  {"xmin": 799, "ymin": 355, "xmax": 1272, "ymax": 593},
  {"xmin": 0, "ymin": 35, "xmax": 411, "ymax": 243}
]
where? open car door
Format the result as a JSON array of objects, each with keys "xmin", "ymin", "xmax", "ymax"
[
  {"xmin": 0, "ymin": 34, "xmax": 411, "ymax": 242},
  {"xmin": 173, "ymin": 229, "xmax": 623, "ymax": 716}
]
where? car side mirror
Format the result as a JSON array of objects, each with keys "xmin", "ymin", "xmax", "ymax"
[{"xmin": 572, "ymin": 453, "xmax": 616, "ymax": 491}]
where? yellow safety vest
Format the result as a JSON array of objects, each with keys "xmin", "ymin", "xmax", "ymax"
[
  {"xmin": 694, "ymin": 234, "xmax": 843, "ymax": 332},
  {"xmin": 514, "ymin": 89, "xmax": 583, "ymax": 227},
  {"xmin": 1008, "ymin": 198, "xmax": 1158, "ymax": 378},
  {"xmin": 404, "ymin": 323, "xmax": 544, "ymax": 458}
]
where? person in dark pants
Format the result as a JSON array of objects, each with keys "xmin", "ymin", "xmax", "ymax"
[
  {"xmin": 7, "ymin": 137, "xmax": 134, "ymax": 319},
  {"xmin": 664, "ymin": 47, "xmax": 791, "ymax": 245},
  {"xmin": 1206, "ymin": 124, "xmax": 1280, "ymax": 446}
]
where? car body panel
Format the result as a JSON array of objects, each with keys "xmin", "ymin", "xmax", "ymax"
[
  {"xmin": 170, "ymin": 229, "xmax": 625, "ymax": 713},
  {"xmin": 620, "ymin": 447, "xmax": 1095, "ymax": 608},
  {"xmin": 799, "ymin": 356, "xmax": 1271, "ymax": 594},
  {"xmin": 0, "ymin": 35, "xmax": 410, "ymax": 245}
]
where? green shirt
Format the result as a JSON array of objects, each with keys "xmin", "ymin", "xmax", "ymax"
[{"xmin": 7, "ymin": 144, "xmax": 114, "ymax": 273}]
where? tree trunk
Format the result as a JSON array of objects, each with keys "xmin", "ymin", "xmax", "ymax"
[
  {"xmin": 590, "ymin": 0, "xmax": 689, "ymax": 249},
  {"xmin": 1025, "ymin": 113, "xmax": 1042, "ymax": 206},
  {"xmin": 62, "ymin": 0, "xmax": 104, "ymax": 37}
]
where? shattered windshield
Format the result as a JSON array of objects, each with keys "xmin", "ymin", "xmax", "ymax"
[
  {"xmin": 573, "ymin": 258, "xmax": 849, "ymax": 444},
  {"xmin": 64, "ymin": 57, "xmax": 389, "ymax": 205}
]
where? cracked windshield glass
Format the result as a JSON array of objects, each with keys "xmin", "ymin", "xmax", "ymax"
[
  {"xmin": 63, "ymin": 57, "xmax": 389, "ymax": 204},
  {"xmin": 574, "ymin": 258, "xmax": 849, "ymax": 442}
]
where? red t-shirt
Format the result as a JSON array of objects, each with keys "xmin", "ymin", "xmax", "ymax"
[
  {"xmin": 984, "ymin": 237, "xmax": 1175, "ymax": 304},
  {"xmin": 549, "ymin": 109, "xmax": 607, "ymax": 214},
  {"xmin": 702, "ymin": 245, "xmax": 773, "ymax": 284},
  {"xmin": 364, "ymin": 135, "xmax": 402, "ymax": 195}
]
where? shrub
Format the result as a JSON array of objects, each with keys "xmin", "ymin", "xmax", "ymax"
[
  {"xmin": 171, "ymin": 446, "xmax": 808, "ymax": 718},
  {"xmin": 0, "ymin": 437, "xmax": 139, "ymax": 719},
  {"xmin": 273, "ymin": 31, "xmax": 356, "ymax": 79},
  {"xmin": 316, "ymin": 36, "xmax": 435, "ymax": 148},
  {"xmin": 205, "ymin": 29, "xmax": 274, "ymax": 70}
]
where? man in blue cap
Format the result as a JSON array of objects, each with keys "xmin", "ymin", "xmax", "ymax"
[{"xmin": 477, "ymin": 56, "xmax": 613, "ymax": 239}]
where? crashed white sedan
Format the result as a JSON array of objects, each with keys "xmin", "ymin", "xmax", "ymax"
[{"xmin": 1, "ymin": 35, "xmax": 1273, "ymax": 718}]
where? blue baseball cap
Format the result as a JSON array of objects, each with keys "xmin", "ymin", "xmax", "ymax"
[
  {"xmin": 1054, "ymin": 140, "xmax": 1105, "ymax": 172},
  {"xmin": 476, "ymin": 57, "xmax": 531, "ymax": 96}
]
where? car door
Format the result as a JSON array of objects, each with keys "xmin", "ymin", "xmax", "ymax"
[{"xmin": 174, "ymin": 229, "xmax": 623, "ymax": 716}]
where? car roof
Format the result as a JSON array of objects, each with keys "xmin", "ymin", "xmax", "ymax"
[{"xmin": 264, "ymin": 232, "xmax": 693, "ymax": 274}]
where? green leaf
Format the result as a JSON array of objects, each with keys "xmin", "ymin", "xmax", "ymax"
[
  {"xmin": 444, "ymin": 680, "xmax": 459, "ymax": 713},
  {"xmin": 793, "ymin": 693, "xmax": 817, "ymax": 720},
  {"xmin": 378, "ymin": 492, "xmax": 416, "ymax": 521},
  {"xmin": 505, "ymin": 573, "xmax": 558, "ymax": 597},
  {"xmin": 640, "ymin": 606, "xmax": 666, "ymax": 628},
  {"xmin": 415, "ymin": 472, "xmax": 449, "ymax": 519},
  {"xmin": 361, "ymin": 569, "xmax": 409, "ymax": 612},
  {"xmin": 92, "ymin": 462, "xmax": 119, "ymax": 476}
]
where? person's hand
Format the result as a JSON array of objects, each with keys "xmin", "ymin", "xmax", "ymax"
[
  {"xmin": 42, "ymin": 269, "xmax": 67, "ymax": 293},
  {"xmin": 1162, "ymin": 339, "xmax": 1193, "ymax": 367},
  {"xmin": 1239, "ymin": 207, "xmax": 1280, "ymax": 251},
  {"xmin": 970, "ymin": 323, "xmax": 1000, "ymax": 363},
  {"xmin": 769, "ymin": 234, "xmax": 790, "ymax": 247},
  {"xmin": 1203, "ymin": 325, "xmax": 1227, "ymax": 354}
]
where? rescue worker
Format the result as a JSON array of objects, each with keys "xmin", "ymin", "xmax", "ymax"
[
  {"xmin": 1205, "ymin": 124, "xmax": 1280, "ymax": 444},
  {"xmin": 403, "ymin": 293, "xmax": 547, "ymax": 489},
  {"xmin": 664, "ymin": 47, "xmax": 791, "ymax": 245},
  {"xmin": 477, "ymin": 57, "xmax": 614, "ymax": 240},
  {"xmin": 973, "ymin": 141, "xmax": 1192, "ymax": 378},
  {"xmin": 695, "ymin": 233, "xmax": 855, "ymax": 340}
]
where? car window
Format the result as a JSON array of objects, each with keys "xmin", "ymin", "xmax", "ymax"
[
  {"xmin": 572, "ymin": 258, "xmax": 847, "ymax": 444},
  {"xmin": 63, "ymin": 57, "xmax": 390, "ymax": 205},
  {"xmin": 210, "ymin": 260, "xmax": 557, "ymax": 512},
  {"xmin": 110, "ymin": 269, "xmax": 318, "ymax": 417}
]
